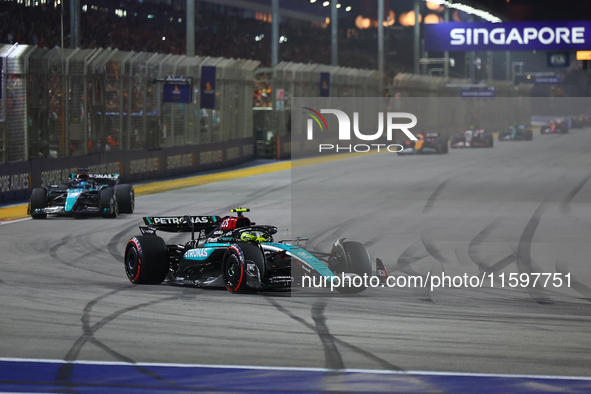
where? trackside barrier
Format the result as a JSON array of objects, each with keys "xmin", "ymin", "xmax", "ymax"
[
  {"xmin": 0, "ymin": 137, "xmax": 254, "ymax": 204},
  {"xmin": 253, "ymin": 62, "xmax": 382, "ymax": 158},
  {"xmin": 389, "ymin": 74, "xmax": 533, "ymax": 136},
  {"xmin": 0, "ymin": 43, "xmax": 259, "ymax": 163}
]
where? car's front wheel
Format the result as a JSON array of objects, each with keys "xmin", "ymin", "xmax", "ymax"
[
  {"xmin": 100, "ymin": 188, "xmax": 118, "ymax": 218},
  {"xmin": 115, "ymin": 184, "xmax": 134, "ymax": 214},
  {"xmin": 29, "ymin": 188, "xmax": 48, "ymax": 219},
  {"xmin": 331, "ymin": 241, "xmax": 372, "ymax": 294},
  {"xmin": 222, "ymin": 242, "xmax": 265, "ymax": 294}
]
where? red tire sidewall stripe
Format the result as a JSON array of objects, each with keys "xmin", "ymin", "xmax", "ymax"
[
  {"xmin": 129, "ymin": 238, "xmax": 141, "ymax": 282},
  {"xmin": 227, "ymin": 246, "xmax": 244, "ymax": 292}
]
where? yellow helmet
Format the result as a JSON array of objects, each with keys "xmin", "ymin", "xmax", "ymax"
[{"xmin": 240, "ymin": 231, "xmax": 269, "ymax": 243}]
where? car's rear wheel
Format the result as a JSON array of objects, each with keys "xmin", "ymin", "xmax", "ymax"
[
  {"xmin": 100, "ymin": 187, "xmax": 118, "ymax": 218},
  {"xmin": 29, "ymin": 188, "xmax": 48, "ymax": 219},
  {"xmin": 440, "ymin": 139, "xmax": 448, "ymax": 154},
  {"xmin": 222, "ymin": 242, "xmax": 264, "ymax": 293},
  {"xmin": 124, "ymin": 236, "xmax": 169, "ymax": 284},
  {"xmin": 115, "ymin": 184, "xmax": 134, "ymax": 214},
  {"xmin": 540, "ymin": 127, "xmax": 549, "ymax": 134},
  {"xmin": 525, "ymin": 129, "xmax": 533, "ymax": 140}
]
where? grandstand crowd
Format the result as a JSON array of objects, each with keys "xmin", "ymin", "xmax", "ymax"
[{"xmin": 0, "ymin": 0, "xmax": 409, "ymax": 77}]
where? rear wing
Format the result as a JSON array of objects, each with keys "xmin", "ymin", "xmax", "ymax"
[
  {"xmin": 89, "ymin": 173, "xmax": 120, "ymax": 180},
  {"xmin": 143, "ymin": 216, "xmax": 222, "ymax": 233},
  {"xmin": 69, "ymin": 173, "xmax": 120, "ymax": 186}
]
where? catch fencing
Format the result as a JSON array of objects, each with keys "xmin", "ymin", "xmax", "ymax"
[
  {"xmin": 0, "ymin": 43, "xmax": 259, "ymax": 164},
  {"xmin": 254, "ymin": 62, "xmax": 383, "ymax": 158}
]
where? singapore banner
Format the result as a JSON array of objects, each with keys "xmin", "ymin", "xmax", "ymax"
[{"xmin": 424, "ymin": 21, "xmax": 591, "ymax": 52}]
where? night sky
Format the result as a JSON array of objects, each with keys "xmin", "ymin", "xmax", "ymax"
[
  {"xmin": 347, "ymin": 0, "xmax": 591, "ymax": 22},
  {"xmin": 472, "ymin": 0, "xmax": 591, "ymax": 21}
]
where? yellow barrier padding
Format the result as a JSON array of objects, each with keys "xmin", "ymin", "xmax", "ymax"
[
  {"xmin": 0, "ymin": 148, "xmax": 384, "ymax": 222},
  {"xmin": 0, "ymin": 204, "xmax": 28, "ymax": 222},
  {"xmin": 135, "ymin": 162, "xmax": 291, "ymax": 196}
]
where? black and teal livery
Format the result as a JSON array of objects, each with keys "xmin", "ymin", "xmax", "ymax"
[
  {"xmin": 124, "ymin": 208, "xmax": 373, "ymax": 294},
  {"xmin": 28, "ymin": 169, "xmax": 134, "ymax": 219}
]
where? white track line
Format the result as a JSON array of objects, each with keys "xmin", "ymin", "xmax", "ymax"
[
  {"xmin": 1, "ymin": 357, "xmax": 590, "ymax": 381},
  {"xmin": 0, "ymin": 217, "xmax": 31, "ymax": 225}
]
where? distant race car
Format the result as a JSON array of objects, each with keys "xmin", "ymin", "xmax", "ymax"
[
  {"xmin": 28, "ymin": 169, "xmax": 134, "ymax": 219},
  {"xmin": 450, "ymin": 128, "xmax": 493, "ymax": 148},
  {"xmin": 124, "ymin": 208, "xmax": 373, "ymax": 294},
  {"xmin": 498, "ymin": 125, "xmax": 533, "ymax": 141},
  {"xmin": 540, "ymin": 119, "xmax": 568, "ymax": 134},
  {"xmin": 397, "ymin": 133, "xmax": 448, "ymax": 155}
]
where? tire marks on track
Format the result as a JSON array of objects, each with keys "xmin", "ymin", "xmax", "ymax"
[
  {"xmin": 516, "ymin": 202, "xmax": 553, "ymax": 304},
  {"xmin": 560, "ymin": 172, "xmax": 591, "ymax": 230},
  {"xmin": 466, "ymin": 220, "xmax": 517, "ymax": 275},
  {"xmin": 420, "ymin": 231, "xmax": 451, "ymax": 268},
  {"xmin": 312, "ymin": 299, "xmax": 344, "ymax": 370},
  {"xmin": 56, "ymin": 287, "xmax": 179, "ymax": 391},
  {"xmin": 266, "ymin": 297, "xmax": 402, "ymax": 371},
  {"xmin": 47, "ymin": 233, "xmax": 120, "ymax": 278},
  {"xmin": 422, "ymin": 180, "xmax": 448, "ymax": 214},
  {"xmin": 468, "ymin": 219, "xmax": 502, "ymax": 272}
]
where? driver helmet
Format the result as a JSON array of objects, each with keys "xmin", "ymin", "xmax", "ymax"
[
  {"xmin": 77, "ymin": 173, "xmax": 90, "ymax": 189},
  {"xmin": 240, "ymin": 230, "xmax": 270, "ymax": 243}
]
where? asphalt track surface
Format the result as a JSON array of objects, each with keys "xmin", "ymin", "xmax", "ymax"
[{"xmin": 2, "ymin": 129, "xmax": 591, "ymax": 393}]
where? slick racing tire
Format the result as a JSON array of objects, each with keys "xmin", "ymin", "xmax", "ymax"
[
  {"xmin": 435, "ymin": 139, "xmax": 448, "ymax": 154},
  {"xmin": 115, "ymin": 184, "xmax": 135, "ymax": 214},
  {"xmin": 440, "ymin": 139, "xmax": 448, "ymax": 154},
  {"xmin": 334, "ymin": 241, "xmax": 372, "ymax": 295},
  {"xmin": 29, "ymin": 188, "xmax": 48, "ymax": 219},
  {"xmin": 540, "ymin": 127, "xmax": 549, "ymax": 134},
  {"xmin": 100, "ymin": 187, "xmax": 118, "ymax": 218},
  {"xmin": 525, "ymin": 129, "xmax": 533, "ymax": 140},
  {"xmin": 222, "ymin": 242, "xmax": 265, "ymax": 294},
  {"xmin": 486, "ymin": 135, "xmax": 494, "ymax": 148},
  {"xmin": 124, "ymin": 235, "xmax": 169, "ymax": 284}
]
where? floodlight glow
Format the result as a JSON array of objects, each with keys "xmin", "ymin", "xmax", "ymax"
[{"xmin": 424, "ymin": 0, "xmax": 501, "ymax": 23}]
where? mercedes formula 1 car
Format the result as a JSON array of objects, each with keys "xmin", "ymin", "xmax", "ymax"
[
  {"xmin": 28, "ymin": 169, "xmax": 134, "ymax": 219},
  {"xmin": 498, "ymin": 125, "xmax": 533, "ymax": 141},
  {"xmin": 397, "ymin": 133, "xmax": 448, "ymax": 155},
  {"xmin": 450, "ymin": 128, "xmax": 493, "ymax": 148},
  {"xmin": 124, "ymin": 208, "xmax": 373, "ymax": 294},
  {"xmin": 540, "ymin": 119, "xmax": 568, "ymax": 134}
]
